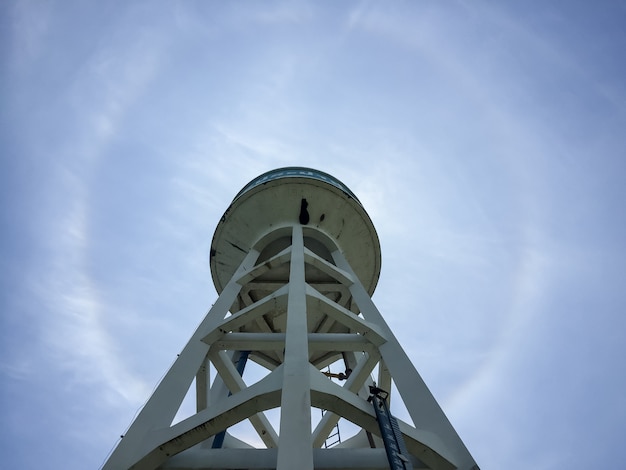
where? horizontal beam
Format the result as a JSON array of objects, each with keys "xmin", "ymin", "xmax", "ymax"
[
  {"xmin": 162, "ymin": 448, "xmax": 427, "ymax": 469},
  {"xmin": 212, "ymin": 333, "xmax": 377, "ymax": 353}
]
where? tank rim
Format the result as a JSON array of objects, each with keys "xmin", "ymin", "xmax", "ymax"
[{"xmin": 233, "ymin": 166, "xmax": 361, "ymax": 204}]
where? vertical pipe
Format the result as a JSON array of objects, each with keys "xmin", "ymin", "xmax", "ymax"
[{"xmin": 211, "ymin": 350, "xmax": 250, "ymax": 449}]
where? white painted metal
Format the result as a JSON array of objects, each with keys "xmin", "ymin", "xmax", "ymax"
[
  {"xmin": 277, "ymin": 224, "xmax": 314, "ymax": 469},
  {"xmin": 102, "ymin": 168, "xmax": 479, "ymax": 470}
]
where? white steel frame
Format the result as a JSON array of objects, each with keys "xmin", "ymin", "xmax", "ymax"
[{"xmin": 102, "ymin": 224, "xmax": 478, "ymax": 470}]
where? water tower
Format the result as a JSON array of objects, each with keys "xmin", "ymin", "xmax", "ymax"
[{"xmin": 102, "ymin": 167, "xmax": 479, "ymax": 470}]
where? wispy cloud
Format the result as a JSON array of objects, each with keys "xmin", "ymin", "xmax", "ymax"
[
  {"xmin": 68, "ymin": 29, "xmax": 165, "ymax": 151},
  {"xmin": 41, "ymin": 196, "xmax": 151, "ymax": 404},
  {"xmin": 5, "ymin": 3, "xmax": 624, "ymax": 469},
  {"xmin": 7, "ymin": 8, "xmax": 169, "ymax": 408}
]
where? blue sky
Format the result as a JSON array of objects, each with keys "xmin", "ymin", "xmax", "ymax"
[{"xmin": 2, "ymin": 1, "xmax": 626, "ymax": 468}]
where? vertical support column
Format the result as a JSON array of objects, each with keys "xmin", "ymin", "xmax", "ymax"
[
  {"xmin": 196, "ymin": 355, "xmax": 210, "ymax": 411},
  {"xmin": 277, "ymin": 224, "xmax": 313, "ymax": 470}
]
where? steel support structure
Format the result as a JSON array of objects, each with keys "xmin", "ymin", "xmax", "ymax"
[{"xmin": 102, "ymin": 167, "xmax": 479, "ymax": 470}]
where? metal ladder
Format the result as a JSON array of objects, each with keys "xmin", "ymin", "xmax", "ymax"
[
  {"xmin": 368, "ymin": 386, "xmax": 413, "ymax": 470},
  {"xmin": 321, "ymin": 408, "xmax": 342, "ymax": 448},
  {"xmin": 321, "ymin": 365, "xmax": 342, "ymax": 448}
]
